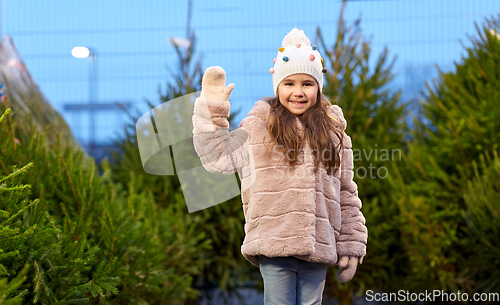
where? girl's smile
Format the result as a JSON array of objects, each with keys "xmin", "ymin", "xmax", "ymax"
[{"xmin": 277, "ymin": 74, "xmax": 318, "ymax": 115}]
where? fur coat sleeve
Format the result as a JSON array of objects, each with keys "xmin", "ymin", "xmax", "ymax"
[
  {"xmin": 192, "ymin": 96, "xmax": 252, "ymax": 178},
  {"xmin": 329, "ymin": 105, "xmax": 368, "ymax": 258}
]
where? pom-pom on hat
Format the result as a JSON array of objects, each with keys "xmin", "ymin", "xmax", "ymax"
[{"xmin": 270, "ymin": 28, "xmax": 325, "ymax": 96}]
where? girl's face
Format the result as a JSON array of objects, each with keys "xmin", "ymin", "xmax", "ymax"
[{"xmin": 277, "ymin": 74, "xmax": 318, "ymax": 116}]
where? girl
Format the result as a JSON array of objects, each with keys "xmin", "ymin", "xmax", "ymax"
[{"xmin": 192, "ymin": 28, "xmax": 367, "ymax": 305}]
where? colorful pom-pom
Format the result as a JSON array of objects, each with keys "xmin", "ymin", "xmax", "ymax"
[
  {"xmin": 322, "ymin": 68, "xmax": 327, "ymax": 73},
  {"xmin": 273, "ymin": 58, "xmax": 276, "ymax": 64},
  {"xmin": 269, "ymin": 68, "xmax": 274, "ymax": 73},
  {"xmin": 310, "ymin": 54, "xmax": 315, "ymax": 61},
  {"xmin": 312, "ymin": 45, "xmax": 317, "ymax": 50},
  {"xmin": 283, "ymin": 56, "xmax": 289, "ymax": 62},
  {"xmin": 296, "ymin": 43, "xmax": 301, "ymax": 48},
  {"xmin": 279, "ymin": 47, "xmax": 284, "ymax": 52}
]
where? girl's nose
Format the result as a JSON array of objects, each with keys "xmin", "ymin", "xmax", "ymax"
[{"xmin": 294, "ymin": 88, "xmax": 304, "ymax": 96}]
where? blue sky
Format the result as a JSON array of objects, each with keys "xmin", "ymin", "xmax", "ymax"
[{"xmin": 2, "ymin": 0, "xmax": 499, "ymax": 146}]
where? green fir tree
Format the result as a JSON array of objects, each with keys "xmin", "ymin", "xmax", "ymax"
[
  {"xmin": 1, "ymin": 88, "xmax": 208, "ymax": 304},
  {"xmin": 387, "ymin": 13, "xmax": 500, "ymax": 300},
  {"xmin": 463, "ymin": 150, "xmax": 500, "ymax": 295},
  {"xmin": 0, "ymin": 106, "xmax": 120, "ymax": 304}
]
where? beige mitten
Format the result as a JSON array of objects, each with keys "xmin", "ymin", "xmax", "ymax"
[
  {"xmin": 201, "ymin": 66, "xmax": 234, "ymax": 101},
  {"xmin": 337, "ymin": 256, "xmax": 363, "ymax": 283}
]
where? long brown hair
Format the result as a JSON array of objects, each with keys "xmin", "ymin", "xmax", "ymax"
[{"xmin": 262, "ymin": 89, "xmax": 344, "ymax": 175}]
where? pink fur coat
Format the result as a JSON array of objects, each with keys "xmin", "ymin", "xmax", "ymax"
[{"xmin": 192, "ymin": 97, "xmax": 367, "ymax": 268}]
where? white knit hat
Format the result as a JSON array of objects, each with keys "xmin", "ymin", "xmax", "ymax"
[{"xmin": 270, "ymin": 28, "xmax": 326, "ymax": 96}]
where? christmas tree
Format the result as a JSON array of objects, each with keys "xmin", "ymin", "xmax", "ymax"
[
  {"xmin": 1, "ymin": 88, "xmax": 208, "ymax": 303},
  {"xmin": 387, "ymin": 13, "xmax": 500, "ymax": 296}
]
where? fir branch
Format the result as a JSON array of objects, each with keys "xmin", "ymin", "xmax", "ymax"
[
  {"xmin": 59, "ymin": 156, "xmax": 80, "ymax": 213},
  {"xmin": 0, "ymin": 264, "xmax": 29, "ymax": 305},
  {"xmin": 5, "ymin": 101, "xmax": 17, "ymax": 152},
  {"xmin": 0, "ymin": 249, "xmax": 21, "ymax": 268},
  {"xmin": 0, "ymin": 162, "xmax": 33, "ymax": 184},
  {"xmin": 101, "ymin": 204, "xmax": 114, "ymax": 233},
  {"xmin": 32, "ymin": 261, "xmax": 42, "ymax": 303},
  {"xmin": 2, "ymin": 199, "xmax": 39, "ymax": 227},
  {"xmin": 127, "ymin": 179, "xmax": 135, "ymax": 220},
  {"xmin": 0, "ymin": 185, "xmax": 30, "ymax": 192},
  {"xmin": 0, "ymin": 108, "xmax": 11, "ymax": 123},
  {"xmin": 0, "ymin": 209, "xmax": 9, "ymax": 218},
  {"xmin": 87, "ymin": 161, "xmax": 95, "ymax": 214}
]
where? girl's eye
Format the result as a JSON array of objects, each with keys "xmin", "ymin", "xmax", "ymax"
[{"xmin": 285, "ymin": 82, "xmax": 293, "ymax": 86}]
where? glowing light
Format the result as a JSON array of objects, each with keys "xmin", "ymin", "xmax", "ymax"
[{"xmin": 72, "ymin": 46, "xmax": 90, "ymax": 58}]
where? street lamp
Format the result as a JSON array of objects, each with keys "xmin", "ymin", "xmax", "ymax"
[{"xmin": 72, "ymin": 46, "xmax": 97, "ymax": 156}]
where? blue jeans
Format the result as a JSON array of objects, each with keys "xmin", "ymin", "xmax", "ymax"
[{"xmin": 258, "ymin": 255, "xmax": 328, "ymax": 305}]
